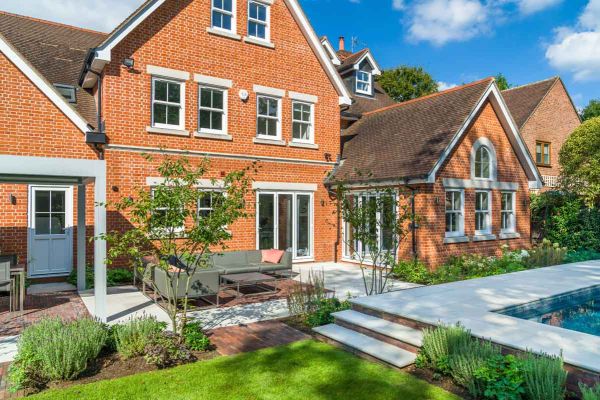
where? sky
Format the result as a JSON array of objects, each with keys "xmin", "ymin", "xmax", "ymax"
[{"xmin": 0, "ymin": 0, "xmax": 598, "ymax": 108}]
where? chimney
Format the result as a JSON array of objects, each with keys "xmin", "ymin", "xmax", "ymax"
[{"xmin": 338, "ymin": 36, "xmax": 345, "ymax": 52}]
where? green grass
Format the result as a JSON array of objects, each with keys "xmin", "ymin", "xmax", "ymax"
[{"xmin": 30, "ymin": 340, "xmax": 460, "ymax": 400}]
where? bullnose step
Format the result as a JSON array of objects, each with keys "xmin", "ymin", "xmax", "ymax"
[
  {"xmin": 333, "ymin": 309, "xmax": 423, "ymax": 347},
  {"xmin": 313, "ymin": 324, "xmax": 417, "ymax": 368}
]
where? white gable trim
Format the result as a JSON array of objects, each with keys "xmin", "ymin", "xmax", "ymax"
[
  {"xmin": 320, "ymin": 37, "xmax": 341, "ymax": 66},
  {"xmin": 352, "ymin": 51, "xmax": 382, "ymax": 75},
  {"xmin": 427, "ymin": 82, "xmax": 543, "ymax": 189},
  {"xmin": 0, "ymin": 34, "xmax": 90, "ymax": 134}
]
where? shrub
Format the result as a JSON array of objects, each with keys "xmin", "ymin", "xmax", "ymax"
[
  {"xmin": 474, "ymin": 354, "xmax": 525, "ymax": 400},
  {"xmin": 521, "ymin": 352, "xmax": 566, "ymax": 400},
  {"xmin": 526, "ymin": 239, "xmax": 568, "ymax": 268},
  {"xmin": 67, "ymin": 266, "xmax": 134, "ymax": 289},
  {"xmin": 448, "ymin": 339, "xmax": 500, "ymax": 398},
  {"xmin": 183, "ymin": 321, "xmax": 212, "ymax": 352},
  {"xmin": 564, "ymin": 249, "xmax": 600, "ymax": 263},
  {"xmin": 113, "ymin": 316, "xmax": 166, "ymax": 359},
  {"xmin": 417, "ymin": 324, "xmax": 472, "ymax": 374},
  {"xmin": 8, "ymin": 318, "xmax": 108, "ymax": 390},
  {"xmin": 286, "ymin": 269, "xmax": 328, "ymax": 317},
  {"xmin": 392, "ymin": 260, "xmax": 432, "ymax": 285},
  {"xmin": 305, "ymin": 298, "xmax": 351, "ymax": 327},
  {"xmin": 580, "ymin": 383, "xmax": 600, "ymax": 400},
  {"xmin": 144, "ymin": 332, "xmax": 193, "ymax": 368}
]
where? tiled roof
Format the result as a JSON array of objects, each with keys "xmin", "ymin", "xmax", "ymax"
[
  {"xmin": 502, "ymin": 77, "xmax": 559, "ymax": 128},
  {"xmin": 337, "ymin": 48, "xmax": 369, "ymax": 70},
  {"xmin": 343, "ymin": 82, "xmax": 396, "ymax": 118},
  {"xmin": 331, "ymin": 78, "xmax": 494, "ymax": 184},
  {"xmin": 0, "ymin": 11, "xmax": 107, "ymax": 127}
]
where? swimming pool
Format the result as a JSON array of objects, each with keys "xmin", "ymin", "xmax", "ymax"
[{"xmin": 497, "ymin": 285, "xmax": 600, "ymax": 336}]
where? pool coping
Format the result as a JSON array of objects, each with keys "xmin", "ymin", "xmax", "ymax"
[{"xmin": 351, "ymin": 261, "xmax": 600, "ymax": 373}]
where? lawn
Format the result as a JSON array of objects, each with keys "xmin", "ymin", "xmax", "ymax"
[{"xmin": 30, "ymin": 340, "xmax": 460, "ymax": 400}]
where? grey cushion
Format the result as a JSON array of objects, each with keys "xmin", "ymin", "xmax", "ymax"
[{"xmin": 219, "ymin": 265, "xmax": 261, "ymax": 274}]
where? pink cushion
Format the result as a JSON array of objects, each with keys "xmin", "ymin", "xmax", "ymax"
[{"xmin": 261, "ymin": 249, "xmax": 285, "ymax": 264}]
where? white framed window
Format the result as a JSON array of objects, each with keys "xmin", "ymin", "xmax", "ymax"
[
  {"xmin": 248, "ymin": 1, "xmax": 269, "ymax": 41},
  {"xmin": 475, "ymin": 191, "xmax": 491, "ymax": 235},
  {"xmin": 474, "ymin": 146, "xmax": 491, "ymax": 179},
  {"xmin": 292, "ymin": 101, "xmax": 314, "ymax": 143},
  {"xmin": 211, "ymin": 0, "xmax": 236, "ymax": 32},
  {"xmin": 445, "ymin": 190, "xmax": 464, "ymax": 237},
  {"xmin": 257, "ymin": 95, "xmax": 281, "ymax": 139},
  {"xmin": 501, "ymin": 192, "xmax": 516, "ymax": 233},
  {"xmin": 152, "ymin": 77, "xmax": 185, "ymax": 130},
  {"xmin": 356, "ymin": 70, "xmax": 372, "ymax": 95},
  {"xmin": 198, "ymin": 86, "xmax": 227, "ymax": 135},
  {"xmin": 198, "ymin": 190, "xmax": 225, "ymax": 219},
  {"xmin": 471, "ymin": 138, "xmax": 496, "ymax": 180},
  {"xmin": 151, "ymin": 187, "xmax": 184, "ymax": 234}
]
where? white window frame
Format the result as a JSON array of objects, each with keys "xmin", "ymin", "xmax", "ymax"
[
  {"xmin": 54, "ymin": 84, "xmax": 76, "ymax": 103},
  {"xmin": 247, "ymin": 0, "xmax": 270, "ymax": 42},
  {"xmin": 211, "ymin": 0, "xmax": 237, "ymax": 33},
  {"xmin": 256, "ymin": 95, "xmax": 281, "ymax": 140},
  {"xmin": 501, "ymin": 191, "xmax": 516, "ymax": 234},
  {"xmin": 198, "ymin": 85, "xmax": 228, "ymax": 135},
  {"xmin": 197, "ymin": 190, "xmax": 226, "ymax": 219},
  {"xmin": 445, "ymin": 190, "xmax": 464, "ymax": 238},
  {"xmin": 471, "ymin": 138, "xmax": 497, "ymax": 181},
  {"xmin": 475, "ymin": 190, "xmax": 492, "ymax": 236},
  {"xmin": 151, "ymin": 77, "xmax": 185, "ymax": 130},
  {"xmin": 151, "ymin": 187, "xmax": 185, "ymax": 235},
  {"xmin": 291, "ymin": 101, "xmax": 314, "ymax": 144},
  {"xmin": 255, "ymin": 191, "xmax": 314, "ymax": 261},
  {"xmin": 356, "ymin": 70, "xmax": 372, "ymax": 95}
]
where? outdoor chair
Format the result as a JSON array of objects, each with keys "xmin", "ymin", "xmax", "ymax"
[{"xmin": 0, "ymin": 258, "xmax": 12, "ymax": 310}]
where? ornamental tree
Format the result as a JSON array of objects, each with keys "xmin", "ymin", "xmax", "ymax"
[
  {"xmin": 559, "ymin": 117, "xmax": 600, "ymax": 207},
  {"xmin": 99, "ymin": 155, "xmax": 255, "ymax": 335},
  {"xmin": 377, "ymin": 65, "xmax": 438, "ymax": 103},
  {"xmin": 581, "ymin": 99, "xmax": 600, "ymax": 121}
]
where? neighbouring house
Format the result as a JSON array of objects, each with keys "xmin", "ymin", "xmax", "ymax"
[
  {"xmin": 329, "ymin": 78, "xmax": 543, "ymax": 267},
  {"xmin": 0, "ymin": 0, "xmax": 351, "ymax": 321},
  {"xmin": 502, "ymin": 77, "xmax": 581, "ymax": 190}
]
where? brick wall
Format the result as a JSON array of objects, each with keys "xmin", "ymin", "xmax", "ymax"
[{"xmin": 520, "ymin": 80, "xmax": 580, "ymax": 185}]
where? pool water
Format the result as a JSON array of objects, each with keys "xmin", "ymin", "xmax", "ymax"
[{"xmin": 498, "ymin": 285, "xmax": 600, "ymax": 336}]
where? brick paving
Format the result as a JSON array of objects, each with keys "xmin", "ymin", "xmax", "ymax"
[{"xmin": 209, "ymin": 320, "xmax": 311, "ymax": 356}]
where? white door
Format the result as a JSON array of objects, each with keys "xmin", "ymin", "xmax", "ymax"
[{"xmin": 28, "ymin": 186, "xmax": 73, "ymax": 276}]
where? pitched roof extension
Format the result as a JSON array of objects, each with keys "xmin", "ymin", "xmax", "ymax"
[{"xmin": 501, "ymin": 77, "xmax": 560, "ymax": 128}]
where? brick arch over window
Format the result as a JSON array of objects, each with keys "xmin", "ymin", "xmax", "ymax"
[{"xmin": 470, "ymin": 137, "xmax": 497, "ymax": 180}]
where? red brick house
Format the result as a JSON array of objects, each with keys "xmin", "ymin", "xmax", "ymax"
[
  {"xmin": 330, "ymin": 78, "xmax": 543, "ymax": 266},
  {"xmin": 502, "ymin": 77, "xmax": 581, "ymax": 190}
]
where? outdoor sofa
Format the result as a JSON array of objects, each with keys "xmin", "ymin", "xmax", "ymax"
[{"xmin": 145, "ymin": 250, "xmax": 292, "ymax": 301}]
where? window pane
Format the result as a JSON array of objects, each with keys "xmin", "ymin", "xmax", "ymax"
[
  {"xmin": 213, "ymin": 90, "xmax": 224, "ymax": 110},
  {"xmin": 214, "ymin": 0, "xmax": 223, "ymax": 9},
  {"xmin": 154, "ymin": 80, "xmax": 167, "ymax": 101},
  {"xmin": 249, "ymin": 2, "xmax": 258, "ymax": 19},
  {"xmin": 50, "ymin": 213, "xmax": 66, "ymax": 234},
  {"xmin": 223, "ymin": 0, "xmax": 232, "ymax": 11},
  {"xmin": 200, "ymin": 89, "xmax": 212, "ymax": 108},
  {"xmin": 297, "ymin": 195, "xmax": 311, "ymax": 257},
  {"xmin": 278, "ymin": 194, "xmax": 293, "ymax": 252},
  {"xmin": 167, "ymin": 106, "xmax": 180, "ymax": 126},
  {"xmin": 35, "ymin": 213, "xmax": 51, "ymax": 235},
  {"xmin": 167, "ymin": 83, "xmax": 180, "ymax": 103},
  {"xmin": 51, "ymin": 191, "xmax": 65, "ymax": 212},
  {"xmin": 199, "ymin": 194, "xmax": 212, "ymax": 209},
  {"xmin": 267, "ymin": 119, "xmax": 277, "ymax": 136},
  {"xmin": 258, "ymin": 194, "xmax": 275, "ymax": 249},
  {"xmin": 211, "ymin": 112, "xmax": 223, "ymax": 130},
  {"xmin": 256, "ymin": 23, "xmax": 266, "ymax": 39},
  {"xmin": 222, "ymin": 14, "xmax": 232, "ymax": 30},
  {"xmin": 199, "ymin": 110, "xmax": 211, "ymax": 129},
  {"xmin": 267, "ymin": 98, "xmax": 278, "ymax": 117},
  {"xmin": 153, "ymin": 103, "xmax": 167, "ymax": 125},
  {"xmin": 258, "ymin": 4, "xmax": 266, "ymax": 20},
  {"xmin": 35, "ymin": 191, "xmax": 50, "ymax": 213},
  {"xmin": 212, "ymin": 11, "xmax": 222, "ymax": 28},
  {"xmin": 257, "ymin": 117, "xmax": 267, "ymax": 135},
  {"xmin": 258, "ymin": 97, "xmax": 268, "ymax": 115}
]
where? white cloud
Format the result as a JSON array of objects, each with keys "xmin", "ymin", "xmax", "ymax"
[
  {"xmin": 437, "ymin": 81, "xmax": 459, "ymax": 91},
  {"xmin": 545, "ymin": 0, "xmax": 600, "ymax": 81},
  {"xmin": 514, "ymin": 0, "xmax": 561, "ymax": 15},
  {"xmin": 0, "ymin": 0, "xmax": 141, "ymax": 32},
  {"xmin": 407, "ymin": 0, "xmax": 488, "ymax": 46},
  {"xmin": 392, "ymin": 0, "xmax": 405, "ymax": 10}
]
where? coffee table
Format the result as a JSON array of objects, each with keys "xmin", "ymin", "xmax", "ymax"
[{"xmin": 220, "ymin": 272, "xmax": 278, "ymax": 298}]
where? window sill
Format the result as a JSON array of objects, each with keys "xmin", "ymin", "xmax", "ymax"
[
  {"xmin": 253, "ymin": 137, "xmax": 286, "ymax": 146},
  {"xmin": 243, "ymin": 36, "xmax": 275, "ymax": 49},
  {"xmin": 444, "ymin": 236, "xmax": 469, "ymax": 244},
  {"xmin": 472, "ymin": 234, "xmax": 497, "ymax": 242},
  {"xmin": 499, "ymin": 232, "xmax": 521, "ymax": 240},
  {"xmin": 536, "ymin": 163, "xmax": 552, "ymax": 168},
  {"xmin": 194, "ymin": 131, "xmax": 233, "ymax": 141},
  {"xmin": 289, "ymin": 142, "xmax": 318, "ymax": 150},
  {"xmin": 206, "ymin": 27, "xmax": 241, "ymax": 41},
  {"xmin": 146, "ymin": 126, "xmax": 190, "ymax": 137}
]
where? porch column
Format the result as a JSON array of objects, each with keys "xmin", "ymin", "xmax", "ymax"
[
  {"xmin": 93, "ymin": 172, "xmax": 107, "ymax": 322},
  {"xmin": 77, "ymin": 184, "xmax": 86, "ymax": 291}
]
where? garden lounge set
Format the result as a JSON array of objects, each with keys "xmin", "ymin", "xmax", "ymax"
[{"xmin": 144, "ymin": 250, "xmax": 293, "ymax": 307}]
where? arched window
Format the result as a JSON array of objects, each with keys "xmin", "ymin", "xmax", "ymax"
[
  {"xmin": 471, "ymin": 138, "xmax": 496, "ymax": 180},
  {"xmin": 475, "ymin": 146, "xmax": 491, "ymax": 179}
]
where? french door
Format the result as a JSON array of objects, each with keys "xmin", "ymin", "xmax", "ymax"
[{"xmin": 257, "ymin": 192, "xmax": 313, "ymax": 260}]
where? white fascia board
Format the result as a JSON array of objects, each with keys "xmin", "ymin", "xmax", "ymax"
[
  {"xmin": 289, "ymin": 91, "xmax": 318, "ymax": 103},
  {"xmin": 339, "ymin": 96, "xmax": 352, "ymax": 105},
  {"xmin": 147, "ymin": 65, "xmax": 190, "ymax": 81},
  {"xmin": 0, "ymin": 35, "xmax": 91, "ymax": 134},
  {"xmin": 284, "ymin": 0, "xmax": 352, "ymax": 103},
  {"xmin": 320, "ymin": 37, "xmax": 341, "ymax": 66},
  {"xmin": 194, "ymin": 74, "xmax": 233, "ymax": 88},
  {"xmin": 0, "ymin": 155, "xmax": 105, "ymax": 179},
  {"xmin": 253, "ymin": 181, "xmax": 318, "ymax": 191},
  {"xmin": 352, "ymin": 51, "xmax": 382, "ymax": 75},
  {"xmin": 253, "ymin": 84, "xmax": 285, "ymax": 97},
  {"xmin": 443, "ymin": 178, "xmax": 519, "ymax": 191}
]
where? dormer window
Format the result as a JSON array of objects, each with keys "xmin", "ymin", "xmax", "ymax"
[
  {"xmin": 471, "ymin": 138, "xmax": 496, "ymax": 180},
  {"xmin": 212, "ymin": 0, "xmax": 235, "ymax": 32},
  {"xmin": 356, "ymin": 71, "xmax": 371, "ymax": 95},
  {"xmin": 54, "ymin": 84, "xmax": 76, "ymax": 103}
]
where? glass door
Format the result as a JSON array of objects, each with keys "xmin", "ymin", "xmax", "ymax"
[
  {"xmin": 278, "ymin": 194, "xmax": 293, "ymax": 253},
  {"xmin": 258, "ymin": 193, "xmax": 275, "ymax": 249}
]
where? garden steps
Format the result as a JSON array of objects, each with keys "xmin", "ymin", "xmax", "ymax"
[
  {"xmin": 313, "ymin": 324, "xmax": 417, "ymax": 369},
  {"xmin": 331, "ymin": 309, "xmax": 423, "ymax": 352}
]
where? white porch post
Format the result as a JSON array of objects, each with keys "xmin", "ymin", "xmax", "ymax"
[
  {"xmin": 77, "ymin": 184, "xmax": 87, "ymax": 291},
  {"xmin": 93, "ymin": 172, "xmax": 108, "ymax": 322}
]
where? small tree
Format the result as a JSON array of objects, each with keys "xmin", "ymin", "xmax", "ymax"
[
  {"xmin": 377, "ymin": 65, "xmax": 438, "ymax": 103},
  {"xmin": 334, "ymin": 179, "xmax": 413, "ymax": 295},
  {"xmin": 494, "ymin": 73, "xmax": 513, "ymax": 90},
  {"xmin": 559, "ymin": 117, "xmax": 600, "ymax": 207},
  {"xmin": 101, "ymin": 155, "xmax": 254, "ymax": 335},
  {"xmin": 581, "ymin": 99, "xmax": 600, "ymax": 121}
]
